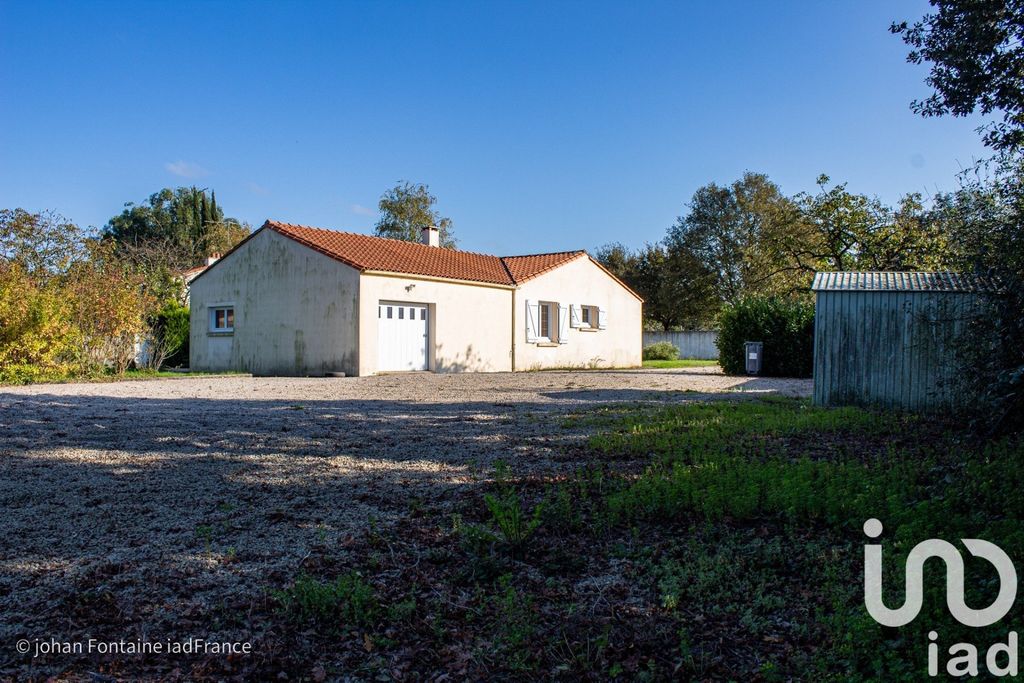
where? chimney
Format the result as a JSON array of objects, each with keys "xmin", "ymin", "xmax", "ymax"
[
  {"xmin": 420, "ymin": 226, "xmax": 440, "ymax": 247},
  {"xmin": 205, "ymin": 254, "xmax": 221, "ymax": 266}
]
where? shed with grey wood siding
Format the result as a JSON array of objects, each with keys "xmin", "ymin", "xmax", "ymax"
[{"xmin": 811, "ymin": 272, "xmax": 999, "ymax": 411}]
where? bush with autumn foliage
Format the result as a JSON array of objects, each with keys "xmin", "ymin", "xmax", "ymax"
[{"xmin": 0, "ymin": 209, "xmax": 155, "ymax": 382}]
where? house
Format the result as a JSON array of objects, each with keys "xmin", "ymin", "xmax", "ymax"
[
  {"xmin": 811, "ymin": 271, "xmax": 999, "ymax": 410},
  {"xmin": 188, "ymin": 220, "xmax": 643, "ymax": 376},
  {"xmin": 177, "ymin": 255, "xmax": 220, "ymax": 305}
]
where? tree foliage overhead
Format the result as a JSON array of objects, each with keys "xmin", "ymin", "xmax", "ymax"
[
  {"xmin": 892, "ymin": 0, "xmax": 1024, "ymax": 151},
  {"xmin": 666, "ymin": 173, "xmax": 805, "ymax": 307},
  {"xmin": 104, "ymin": 187, "xmax": 250, "ymax": 271},
  {"xmin": 794, "ymin": 175, "xmax": 948, "ymax": 272},
  {"xmin": 595, "ymin": 241, "xmax": 714, "ymax": 330},
  {"xmin": 893, "ymin": 0, "xmax": 1024, "ymax": 433},
  {"xmin": 374, "ymin": 181, "xmax": 456, "ymax": 248},
  {"xmin": 596, "ymin": 172, "xmax": 951, "ymax": 331},
  {"xmin": 0, "ymin": 209, "xmax": 87, "ymax": 277}
]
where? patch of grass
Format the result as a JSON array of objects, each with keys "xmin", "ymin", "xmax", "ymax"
[
  {"xmin": 489, "ymin": 574, "xmax": 537, "ymax": 670},
  {"xmin": 588, "ymin": 397, "xmax": 910, "ymax": 463},
  {"xmin": 121, "ymin": 369, "xmax": 248, "ymax": 380},
  {"xmin": 0, "ymin": 368, "xmax": 247, "ymax": 386},
  {"xmin": 605, "ymin": 455, "xmax": 922, "ymax": 526},
  {"xmin": 574, "ymin": 397, "xmax": 1024, "ymax": 680},
  {"xmin": 642, "ymin": 359, "xmax": 719, "ymax": 368},
  {"xmin": 273, "ymin": 572, "xmax": 378, "ymax": 629}
]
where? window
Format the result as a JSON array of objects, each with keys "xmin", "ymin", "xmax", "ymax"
[
  {"xmin": 209, "ymin": 306, "xmax": 234, "ymax": 333},
  {"xmin": 581, "ymin": 305, "xmax": 599, "ymax": 328},
  {"xmin": 539, "ymin": 302, "xmax": 557, "ymax": 341}
]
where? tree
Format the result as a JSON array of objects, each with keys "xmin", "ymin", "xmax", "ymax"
[
  {"xmin": 0, "ymin": 209, "xmax": 86, "ymax": 277},
  {"xmin": 374, "ymin": 181, "xmax": 456, "ymax": 247},
  {"xmin": 65, "ymin": 240, "xmax": 154, "ymax": 375},
  {"xmin": 892, "ymin": 0, "xmax": 1024, "ymax": 151},
  {"xmin": 790, "ymin": 175, "xmax": 946, "ymax": 273},
  {"xmin": 594, "ymin": 241, "xmax": 716, "ymax": 330},
  {"xmin": 860, "ymin": 193, "xmax": 948, "ymax": 270},
  {"xmin": 664, "ymin": 173, "xmax": 806, "ymax": 319},
  {"xmin": 894, "ymin": 1, "xmax": 1024, "ymax": 433},
  {"xmin": 592, "ymin": 242, "xmax": 635, "ymax": 282},
  {"xmin": 927, "ymin": 157, "xmax": 1024, "ymax": 433},
  {"xmin": 643, "ymin": 243, "xmax": 717, "ymax": 330},
  {"xmin": 105, "ymin": 187, "xmax": 249, "ymax": 271},
  {"xmin": 794, "ymin": 175, "xmax": 888, "ymax": 271}
]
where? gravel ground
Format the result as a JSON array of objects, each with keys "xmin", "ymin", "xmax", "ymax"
[{"xmin": 0, "ymin": 368, "xmax": 808, "ymax": 676}]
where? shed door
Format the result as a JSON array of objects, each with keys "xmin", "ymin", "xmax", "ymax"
[{"xmin": 378, "ymin": 302, "xmax": 429, "ymax": 372}]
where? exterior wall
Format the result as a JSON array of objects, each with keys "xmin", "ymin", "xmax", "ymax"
[
  {"xmin": 642, "ymin": 330, "xmax": 719, "ymax": 359},
  {"xmin": 189, "ymin": 229, "xmax": 361, "ymax": 376},
  {"xmin": 812, "ymin": 290, "xmax": 978, "ymax": 411},
  {"xmin": 358, "ymin": 273, "xmax": 513, "ymax": 375},
  {"xmin": 513, "ymin": 256, "xmax": 642, "ymax": 370}
]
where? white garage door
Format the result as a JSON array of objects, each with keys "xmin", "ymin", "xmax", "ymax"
[{"xmin": 378, "ymin": 302, "xmax": 429, "ymax": 372}]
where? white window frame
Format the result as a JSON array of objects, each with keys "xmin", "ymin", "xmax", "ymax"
[
  {"xmin": 209, "ymin": 305, "xmax": 235, "ymax": 333},
  {"xmin": 581, "ymin": 305, "xmax": 598, "ymax": 328}
]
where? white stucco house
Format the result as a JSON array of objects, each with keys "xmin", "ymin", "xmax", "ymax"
[{"xmin": 189, "ymin": 220, "xmax": 643, "ymax": 376}]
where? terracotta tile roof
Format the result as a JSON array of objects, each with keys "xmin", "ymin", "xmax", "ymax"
[
  {"xmin": 501, "ymin": 251, "xmax": 586, "ymax": 283},
  {"xmin": 198, "ymin": 220, "xmax": 640, "ymax": 301},
  {"xmin": 267, "ymin": 220, "xmax": 515, "ymax": 285}
]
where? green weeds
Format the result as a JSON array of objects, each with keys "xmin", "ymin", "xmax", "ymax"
[{"xmin": 272, "ymin": 572, "xmax": 378, "ymax": 628}]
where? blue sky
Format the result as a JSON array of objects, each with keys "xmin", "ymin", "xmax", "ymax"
[{"xmin": 0, "ymin": 1, "xmax": 990, "ymax": 256}]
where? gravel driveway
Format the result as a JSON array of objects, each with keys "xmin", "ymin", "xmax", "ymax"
[{"xmin": 0, "ymin": 368, "xmax": 808, "ymax": 676}]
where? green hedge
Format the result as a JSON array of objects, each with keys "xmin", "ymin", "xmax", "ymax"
[
  {"xmin": 642, "ymin": 341, "xmax": 679, "ymax": 360},
  {"xmin": 716, "ymin": 296, "xmax": 814, "ymax": 377},
  {"xmin": 154, "ymin": 304, "xmax": 190, "ymax": 368}
]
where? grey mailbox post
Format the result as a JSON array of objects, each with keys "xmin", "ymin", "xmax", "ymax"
[{"xmin": 744, "ymin": 341, "xmax": 763, "ymax": 375}]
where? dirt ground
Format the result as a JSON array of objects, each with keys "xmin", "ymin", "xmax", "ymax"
[{"xmin": 0, "ymin": 368, "xmax": 809, "ymax": 678}]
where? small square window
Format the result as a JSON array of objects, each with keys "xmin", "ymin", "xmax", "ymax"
[
  {"xmin": 580, "ymin": 305, "xmax": 599, "ymax": 329},
  {"xmin": 209, "ymin": 306, "xmax": 234, "ymax": 333}
]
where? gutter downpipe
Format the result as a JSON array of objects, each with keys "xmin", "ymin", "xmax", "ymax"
[{"xmin": 511, "ymin": 288, "xmax": 516, "ymax": 372}]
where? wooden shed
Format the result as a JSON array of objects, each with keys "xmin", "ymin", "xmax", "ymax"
[{"xmin": 811, "ymin": 272, "xmax": 999, "ymax": 410}]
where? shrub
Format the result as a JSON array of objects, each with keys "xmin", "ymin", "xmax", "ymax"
[
  {"xmin": 152, "ymin": 303, "xmax": 190, "ymax": 368},
  {"xmin": 716, "ymin": 296, "xmax": 814, "ymax": 377},
  {"xmin": 642, "ymin": 341, "xmax": 679, "ymax": 361},
  {"xmin": 0, "ymin": 263, "xmax": 80, "ymax": 382}
]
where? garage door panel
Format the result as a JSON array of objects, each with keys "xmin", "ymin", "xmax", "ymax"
[{"xmin": 378, "ymin": 302, "xmax": 428, "ymax": 372}]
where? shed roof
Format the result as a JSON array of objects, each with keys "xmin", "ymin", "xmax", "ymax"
[{"xmin": 811, "ymin": 271, "xmax": 1001, "ymax": 293}]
